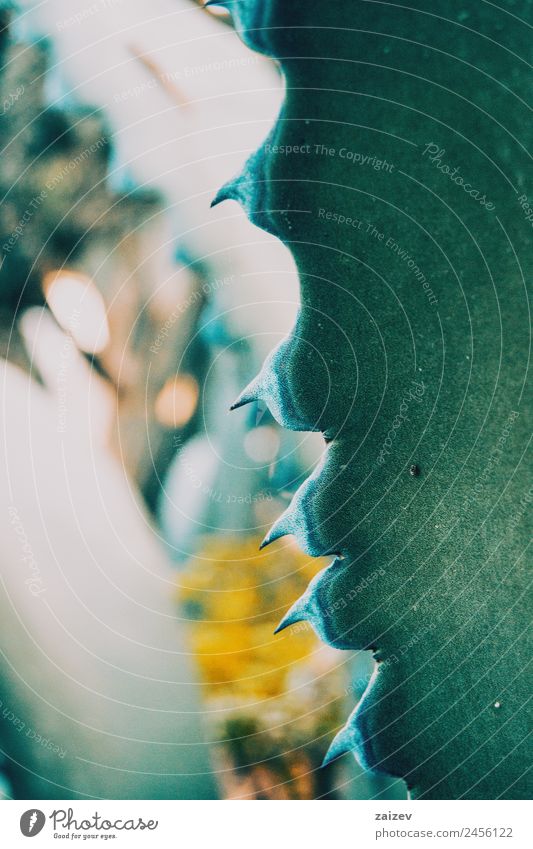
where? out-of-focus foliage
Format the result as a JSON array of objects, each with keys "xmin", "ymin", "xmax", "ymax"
[{"xmin": 179, "ymin": 535, "xmax": 348, "ymax": 798}]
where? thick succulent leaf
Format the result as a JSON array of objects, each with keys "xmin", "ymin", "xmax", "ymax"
[{"xmin": 219, "ymin": 0, "xmax": 532, "ymax": 799}]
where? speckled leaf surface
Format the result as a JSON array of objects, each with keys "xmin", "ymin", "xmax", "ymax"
[{"xmin": 214, "ymin": 0, "xmax": 533, "ymax": 799}]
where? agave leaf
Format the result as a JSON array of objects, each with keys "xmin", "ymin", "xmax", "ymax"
[{"xmin": 221, "ymin": 0, "xmax": 532, "ymax": 799}]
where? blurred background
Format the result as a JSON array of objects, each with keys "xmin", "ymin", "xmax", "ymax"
[{"xmin": 0, "ymin": 0, "xmax": 406, "ymax": 799}]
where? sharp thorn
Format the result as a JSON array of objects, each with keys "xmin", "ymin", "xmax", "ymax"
[
  {"xmin": 229, "ymin": 393, "xmax": 255, "ymax": 412},
  {"xmin": 259, "ymin": 511, "xmax": 293, "ymax": 550},
  {"xmin": 229, "ymin": 375, "xmax": 262, "ymax": 412},
  {"xmin": 321, "ymin": 726, "xmax": 353, "ymax": 768},
  {"xmin": 210, "ymin": 187, "xmax": 230, "ymax": 209},
  {"xmin": 273, "ymin": 595, "xmax": 308, "ymax": 634},
  {"xmin": 210, "ymin": 172, "xmax": 251, "ymax": 209}
]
